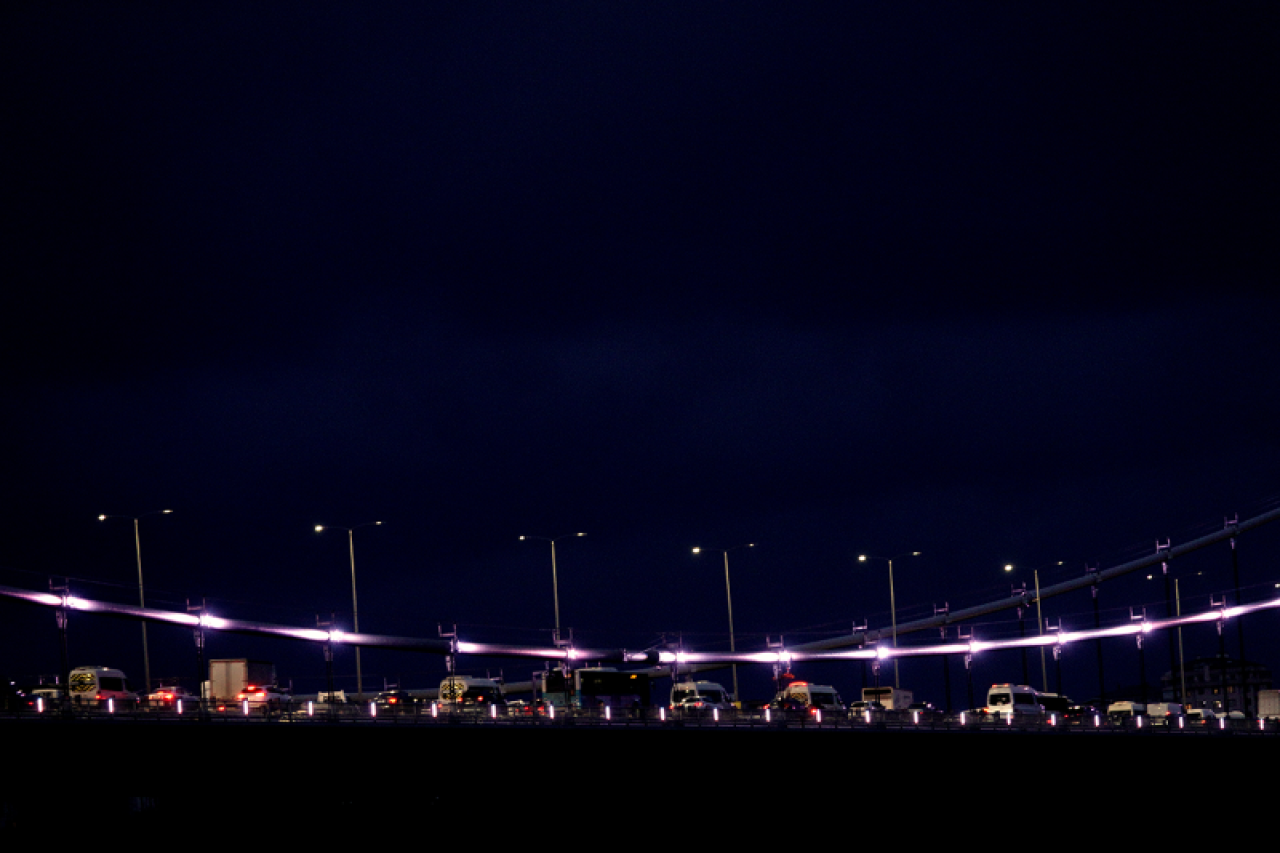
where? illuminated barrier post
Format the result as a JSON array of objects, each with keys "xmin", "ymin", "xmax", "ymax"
[
  {"xmin": 959, "ymin": 711, "xmax": 967, "ymax": 726},
  {"xmin": 369, "ymin": 700, "xmax": 377, "ymax": 718},
  {"xmin": 37, "ymin": 698, "xmax": 45, "ymax": 714},
  {"xmin": 912, "ymin": 710, "xmax": 920, "ymax": 725},
  {"xmin": 659, "ymin": 706, "xmax": 666, "ymax": 722},
  {"xmin": 307, "ymin": 700, "xmax": 315, "ymax": 717},
  {"xmin": 242, "ymin": 699, "xmax": 250, "ymax": 715},
  {"xmin": 764, "ymin": 708, "xmax": 771, "ymax": 723},
  {"xmin": 713, "ymin": 708, "xmax": 720, "ymax": 723},
  {"xmin": 490, "ymin": 703, "xmax": 497, "ymax": 720},
  {"xmin": 430, "ymin": 701, "xmax": 438, "ymax": 719},
  {"xmin": 107, "ymin": 698, "xmax": 115, "ymax": 714},
  {"xmin": 604, "ymin": 705, "xmax": 611, "ymax": 722}
]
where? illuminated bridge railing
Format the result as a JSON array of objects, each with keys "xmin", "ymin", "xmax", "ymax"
[{"xmin": 5, "ymin": 701, "xmax": 1279, "ymax": 735}]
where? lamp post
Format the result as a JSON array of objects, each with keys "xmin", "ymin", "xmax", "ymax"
[
  {"xmin": 519, "ymin": 533, "xmax": 586, "ymax": 638},
  {"xmin": 1003, "ymin": 561, "xmax": 1058, "ymax": 692},
  {"xmin": 98, "ymin": 509, "xmax": 173, "ymax": 693},
  {"xmin": 857, "ymin": 551, "xmax": 921, "ymax": 689},
  {"xmin": 315, "ymin": 521, "xmax": 382, "ymax": 700},
  {"xmin": 1148, "ymin": 569, "xmax": 1199, "ymax": 705},
  {"xmin": 692, "ymin": 543, "xmax": 754, "ymax": 705}
]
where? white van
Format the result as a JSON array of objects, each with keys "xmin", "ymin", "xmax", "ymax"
[
  {"xmin": 669, "ymin": 680, "xmax": 731, "ymax": 710},
  {"xmin": 438, "ymin": 676, "xmax": 506, "ymax": 712},
  {"xmin": 1106, "ymin": 700, "xmax": 1146, "ymax": 723},
  {"xmin": 1146, "ymin": 702, "xmax": 1184, "ymax": 725},
  {"xmin": 984, "ymin": 684, "xmax": 1043, "ymax": 719},
  {"xmin": 68, "ymin": 666, "xmax": 138, "ymax": 707},
  {"xmin": 775, "ymin": 681, "xmax": 845, "ymax": 711}
]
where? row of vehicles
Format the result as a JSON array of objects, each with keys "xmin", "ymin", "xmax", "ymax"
[
  {"xmin": 978, "ymin": 683, "xmax": 1269, "ymax": 726},
  {"xmin": 15, "ymin": 666, "xmax": 1274, "ymax": 726},
  {"xmin": 13, "ymin": 663, "xmax": 292, "ymax": 712}
]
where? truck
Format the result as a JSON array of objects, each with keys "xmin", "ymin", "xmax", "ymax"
[
  {"xmin": 861, "ymin": 685, "xmax": 913, "ymax": 710},
  {"xmin": 208, "ymin": 659, "xmax": 277, "ymax": 703},
  {"xmin": 1258, "ymin": 688, "xmax": 1280, "ymax": 721}
]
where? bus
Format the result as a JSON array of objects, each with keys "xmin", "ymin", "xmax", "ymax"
[{"xmin": 538, "ymin": 667, "xmax": 650, "ymax": 711}]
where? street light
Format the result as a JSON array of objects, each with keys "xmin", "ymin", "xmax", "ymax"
[
  {"xmin": 1003, "ymin": 561, "xmax": 1060, "ymax": 692},
  {"xmin": 519, "ymin": 533, "xmax": 586, "ymax": 638},
  {"xmin": 691, "ymin": 543, "xmax": 754, "ymax": 704},
  {"xmin": 315, "ymin": 521, "xmax": 382, "ymax": 700},
  {"xmin": 857, "ymin": 551, "xmax": 921, "ymax": 689},
  {"xmin": 98, "ymin": 509, "xmax": 173, "ymax": 693}
]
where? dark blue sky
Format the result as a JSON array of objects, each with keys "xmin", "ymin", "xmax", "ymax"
[{"xmin": 4, "ymin": 3, "xmax": 1278, "ymax": 706}]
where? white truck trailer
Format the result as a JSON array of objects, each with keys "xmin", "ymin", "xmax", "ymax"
[
  {"xmin": 1258, "ymin": 688, "xmax": 1280, "ymax": 721},
  {"xmin": 208, "ymin": 659, "xmax": 277, "ymax": 702},
  {"xmin": 862, "ymin": 685, "xmax": 913, "ymax": 710}
]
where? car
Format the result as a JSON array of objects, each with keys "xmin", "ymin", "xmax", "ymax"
[
  {"xmin": 373, "ymin": 690, "xmax": 418, "ymax": 712},
  {"xmin": 1063, "ymin": 704, "xmax": 1102, "ymax": 725},
  {"xmin": 673, "ymin": 695, "xmax": 728, "ymax": 716},
  {"xmin": 235, "ymin": 684, "xmax": 291, "ymax": 711},
  {"xmin": 29, "ymin": 686, "xmax": 66, "ymax": 709},
  {"xmin": 849, "ymin": 700, "xmax": 887, "ymax": 719},
  {"xmin": 907, "ymin": 702, "xmax": 943, "ymax": 722},
  {"xmin": 768, "ymin": 696, "xmax": 808, "ymax": 713},
  {"xmin": 1, "ymin": 680, "xmax": 39, "ymax": 712},
  {"xmin": 506, "ymin": 698, "xmax": 552, "ymax": 717},
  {"xmin": 508, "ymin": 699, "xmax": 554, "ymax": 717},
  {"xmin": 147, "ymin": 685, "xmax": 202, "ymax": 710}
]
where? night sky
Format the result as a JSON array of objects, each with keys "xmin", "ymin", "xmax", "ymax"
[{"xmin": 5, "ymin": 3, "xmax": 1278, "ymax": 709}]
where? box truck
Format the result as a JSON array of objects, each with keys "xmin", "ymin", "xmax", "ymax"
[
  {"xmin": 208, "ymin": 659, "xmax": 277, "ymax": 702},
  {"xmin": 1258, "ymin": 688, "xmax": 1280, "ymax": 721}
]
